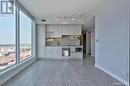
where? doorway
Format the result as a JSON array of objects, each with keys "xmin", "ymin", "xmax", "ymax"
[
  {"xmin": 86, "ymin": 31, "xmax": 91, "ymax": 56},
  {"xmin": 83, "ymin": 30, "xmax": 95, "ymax": 65},
  {"xmin": 83, "ymin": 33, "xmax": 86, "ymax": 58}
]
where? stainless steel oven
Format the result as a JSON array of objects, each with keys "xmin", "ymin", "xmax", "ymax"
[{"xmin": 62, "ymin": 48, "xmax": 70, "ymax": 56}]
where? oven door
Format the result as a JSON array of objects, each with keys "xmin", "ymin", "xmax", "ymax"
[{"xmin": 62, "ymin": 48, "xmax": 70, "ymax": 56}]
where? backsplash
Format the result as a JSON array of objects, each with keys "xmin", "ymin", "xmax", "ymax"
[{"xmin": 46, "ymin": 35, "xmax": 81, "ymax": 46}]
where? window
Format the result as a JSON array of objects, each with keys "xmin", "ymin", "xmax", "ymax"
[
  {"xmin": 19, "ymin": 11, "xmax": 32, "ymax": 61},
  {"xmin": 0, "ymin": 1, "xmax": 34, "ymax": 71},
  {"xmin": 0, "ymin": 8, "xmax": 16, "ymax": 70}
]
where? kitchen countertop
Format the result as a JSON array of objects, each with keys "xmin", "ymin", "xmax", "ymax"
[{"xmin": 46, "ymin": 45, "xmax": 83, "ymax": 47}]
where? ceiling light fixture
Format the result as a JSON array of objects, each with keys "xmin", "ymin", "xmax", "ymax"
[
  {"xmin": 56, "ymin": 17, "xmax": 58, "ymax": 20},
  {"xmin": 55, "ymin": 16, "xmax": 75, "ymax": 21},
  {"xmin": 72, "ymin": 17, "xmax": 75, "ymax": 20}
]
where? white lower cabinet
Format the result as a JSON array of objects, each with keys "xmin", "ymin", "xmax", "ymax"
[
  {"xmin": 45, "ymin": 47, "xmax": 62, "ymax": 58},
  {"xmin": 45, "ymin": 46, "xmax": 83, "ymax": 59},
  {"xmin": 71, "ymin": 53, "xmax": 83, "ymax": 59}
]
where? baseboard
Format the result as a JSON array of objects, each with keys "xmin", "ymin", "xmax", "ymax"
[
  {"xmin": 95, "ymin": 64, "xmax": 129, "ymax": 86},
  {"xmin": 37, "ymin": 57, "xmax": 83, "ymax": 60}
]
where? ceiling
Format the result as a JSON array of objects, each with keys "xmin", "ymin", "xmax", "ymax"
[{"xmin": 18, "ymin": 0, "xmax": 103, "ymax": 29}]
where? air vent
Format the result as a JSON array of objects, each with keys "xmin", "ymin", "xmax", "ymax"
[{"xmin": 41, "ymin": 19, "xmax": 46, "ymax": 22}]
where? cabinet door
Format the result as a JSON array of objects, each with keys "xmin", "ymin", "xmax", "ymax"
[
  {"xmin": 73, "ymin": 26, "xmax": 81, "ymax": 35},
  {"xmin": 46, "ymin": 25, "xmax": 81, "ymax": 37},
  {"xmin": 62, "ymin": 27, "xmax": 70, "ymax": 35},
  {"xmin": 62, "ymin": 26, "xmax": 81, "ymax": 35},
  {"xmin": 71, "ymin": 53, "xmax": 82, "ymax": 59},
  {"xmin": 46, "ymin": 26, "xmax": 62, "ymax": 38},
  {"xmin": 46, "ymin": 47, "xmax": 62, "ymax": 57},
  {"xmin": 46, "ymin": 26, "xmax": 55, "ymax": 38},
  {"xmin": 53, "ymin": 27, "xmax": 62, "ymax": 37}
]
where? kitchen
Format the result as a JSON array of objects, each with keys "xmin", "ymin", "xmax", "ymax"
[{"xmin": 44, "ymin": 24, "xmax": 83, "ymax": 59}]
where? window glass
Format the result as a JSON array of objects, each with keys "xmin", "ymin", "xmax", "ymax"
[
  {"xmin": 0, "ymin": 7, "xmax": 16, "ymax": 70},
  {"xmin": 19, "ymin": 11, "xmax": 32, "ymax": 61}
]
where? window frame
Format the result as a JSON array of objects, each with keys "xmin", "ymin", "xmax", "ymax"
[{"xmin": 0, "ymin": 0, "xmax": 35, "ymax": 71}]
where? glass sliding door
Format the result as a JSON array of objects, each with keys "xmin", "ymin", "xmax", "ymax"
[
  {"xmin": 19, "ymin": 11, "xmax": 32, "ymax": 61},
  {"xmin": 0, "ymin": 8, "xmax": 16, "ymax": 70}
]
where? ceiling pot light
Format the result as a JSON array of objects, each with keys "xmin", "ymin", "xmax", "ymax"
[
  {"xmin": 56, "ymin": 17, "xmax": 58, "ymax": 20},
  {"xmin": 72, "ymin": 17, "xmax": 75, "ymax": 20}
]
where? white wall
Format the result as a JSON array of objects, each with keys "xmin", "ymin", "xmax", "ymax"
[
  {"xmin": 36, "ymin": 24, "xmax": 46, "ymax": 58},
  {"xmin": 95, "ymin": 0, "xmax": 129, "ymax": 85}
]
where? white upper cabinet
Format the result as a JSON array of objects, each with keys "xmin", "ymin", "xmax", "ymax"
[
  {"xmin": 62, "ymin": 26, "xmax": 81, "ymax": 35},
  {"xmin": 46, "ymin": 25, "xmax": 81, "ymax": 38},
  {"xmin": 46, "ymin": 26, "xmax": 62, "ymax": 38},
  {"xmin": 53, "ymin": 26, "xmax": 63, "ymax": 37},
  {"xmin": 46, "ymin": 26, "xmax": 54, "ymax": 38}
]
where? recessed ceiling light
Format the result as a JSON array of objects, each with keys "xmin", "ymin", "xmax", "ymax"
[
  {"xmin": 72, "ymin": 17, "xmax": 75, "ymax": 20},
  {"xmin": 56, "ymin": 17, "xmax": 58, "ymax": 20}
]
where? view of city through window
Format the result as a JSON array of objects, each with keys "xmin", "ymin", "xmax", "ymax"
[
  {"xmin": 20, "ymin": 11, "xmax": 32, "ymax": 61},
  {"xmin": 0, "ymin": 4, "xmax": 32, "ymax": 70},
  {"xmin": 0, "ymin": 10, "xmax": 16, "ymax": 70}
]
